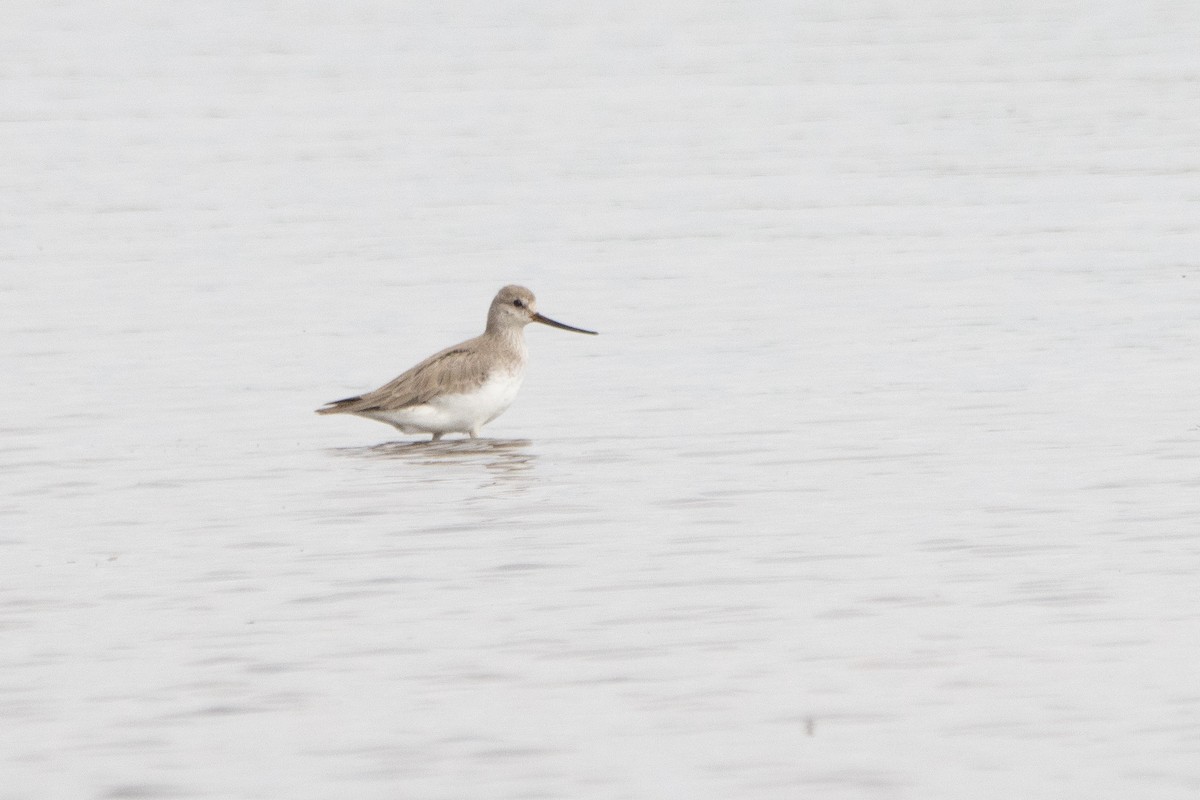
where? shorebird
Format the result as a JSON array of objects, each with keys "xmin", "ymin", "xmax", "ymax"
[{"xmin": 317, "ymin": 285, "xmax": 597, "ymax": 440}]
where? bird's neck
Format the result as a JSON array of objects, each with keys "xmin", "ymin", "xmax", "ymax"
[{"xmin": 485, "ymin": 325, "xmax": 528, "ymax": 357}]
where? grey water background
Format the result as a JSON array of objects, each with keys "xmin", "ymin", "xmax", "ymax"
[{"xmin": 3, "ymin": 2, "xmax": 1200, "ymax": 798}]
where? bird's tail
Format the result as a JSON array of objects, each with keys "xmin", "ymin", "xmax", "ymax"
[{"xmin": 316, "ymin": 396, "xmax": 362, "ymax": 415}]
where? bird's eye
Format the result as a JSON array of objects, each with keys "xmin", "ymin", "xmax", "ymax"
[{"xmin": 513, "ymin": 299, "xmax": 525, "ymax": 308}]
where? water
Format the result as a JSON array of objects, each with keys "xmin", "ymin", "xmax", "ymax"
[{"xmin": 3, "ymin": 2, "xmax": 1200, "ymax": 798}]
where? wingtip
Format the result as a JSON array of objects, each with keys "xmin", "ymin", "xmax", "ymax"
[{"xmin": 316, "ymin": 396, "xmax": 362, "ymax": 415}]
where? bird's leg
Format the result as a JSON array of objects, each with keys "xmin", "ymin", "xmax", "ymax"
[
  {"xmin": 431, "ymin": 432, "xmax": 443, "ymax": 442},
  {"xmin": 468, "ymin": 429, "xmax": 479, "ymax": 439}
]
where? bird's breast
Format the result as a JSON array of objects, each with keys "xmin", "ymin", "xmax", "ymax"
[{"xmin": 431, "ymin": 368, "xmax": 524, "ymax": 424}]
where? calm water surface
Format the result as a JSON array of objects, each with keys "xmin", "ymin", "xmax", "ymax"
[{"xmin": 3, "ymin": 2, "xmax": 1200, "ymax": 798}]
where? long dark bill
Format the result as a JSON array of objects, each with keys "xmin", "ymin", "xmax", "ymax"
[{"xmin": 532, "ymin": 312, "xmax": 598, "ymax": 335}]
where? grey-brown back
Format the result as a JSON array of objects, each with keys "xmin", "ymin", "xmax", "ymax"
[{"xmin": 316, "ymin": 333, "xmax": 516, "ymax": 415}]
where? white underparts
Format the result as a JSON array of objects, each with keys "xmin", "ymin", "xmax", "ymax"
[{"xmin": 360, "ymin": 371, "xmax": 524, "ymax": 436}]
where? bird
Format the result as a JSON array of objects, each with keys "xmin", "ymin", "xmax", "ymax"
[{"xmin": 317, "ymin": 285, "xmax": 597, "ymax": 440}]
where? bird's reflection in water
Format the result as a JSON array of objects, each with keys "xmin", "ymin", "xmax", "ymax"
[{"xmin": 330, "ymin": 438, "xmax": 536, "ymax": 490}]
